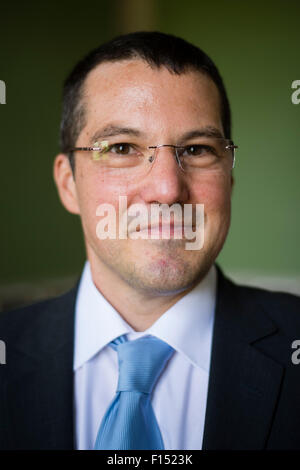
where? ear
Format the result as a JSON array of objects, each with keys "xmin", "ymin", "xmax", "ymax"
[
  {"xmin": 230, "ymin": 173, "xmax": 234, "ymax": 194},
  {"xmin": 53, "ymin": 153, "xmax": 80, "ymax": 214}
]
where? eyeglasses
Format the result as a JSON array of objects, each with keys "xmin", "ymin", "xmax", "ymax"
[{"xmin": 68, "ymin": 136, "xmax": 237, "ymax": 181}]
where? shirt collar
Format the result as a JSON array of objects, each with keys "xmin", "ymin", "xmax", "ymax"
[{"xmin": 74, "ymin": 261, "xmax": 216, "ymax": 372}]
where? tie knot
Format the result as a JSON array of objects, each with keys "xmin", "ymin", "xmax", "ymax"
[{"xmin": 111, "ymin": 336, "xmax": 174, "ymax": 394}]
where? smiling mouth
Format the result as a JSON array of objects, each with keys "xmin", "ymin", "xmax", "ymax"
[{"xmin": 130, "ymin": 223, "xmax": 196, "ymax": 238}]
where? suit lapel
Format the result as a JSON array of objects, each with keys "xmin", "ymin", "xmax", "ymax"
[
  {"xmin": 202, "ymin": 267, "xmax": 284, "ymax": 449},
  {"xmin": 5, "ymin": 283, "xmax": 79, "ymax": 449}
]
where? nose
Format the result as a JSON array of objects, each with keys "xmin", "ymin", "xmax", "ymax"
[{"xmin": 140, "ymin": 145, "xmax": 190, "ymax": 205}]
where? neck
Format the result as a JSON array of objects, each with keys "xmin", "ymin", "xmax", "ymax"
[{"xmin": 87, "ymin": 255, "xmax": 195, "ymax": 332}]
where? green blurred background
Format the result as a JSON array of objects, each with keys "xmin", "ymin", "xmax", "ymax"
[{"xmin": 1, "ymin": 0, "xmax": 299, "ymax": 309}]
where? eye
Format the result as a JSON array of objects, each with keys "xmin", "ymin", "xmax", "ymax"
[
  {"xmin": 110, "ymin": 143, "xmax": 135, "ymax": 155},
  {"xmin": 183, "ymin": 144, "xmax": 217, "ymax": 156}
]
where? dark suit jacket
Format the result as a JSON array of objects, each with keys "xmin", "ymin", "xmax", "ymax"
[{"xmin": 1, "ymin": 266, "xmax": 300, "ymax": 450}]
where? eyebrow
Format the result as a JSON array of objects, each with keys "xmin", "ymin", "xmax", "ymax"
[
  {"xmin": 89, "ymin": 124, "xmax": 224, "ymax": 145},
  {"xmin": 178, "ymin": 126, "xmax": 224, "ymax": 142},
  {"xmin": 90, "ymin": 125, "xmax": 145, "ymax": 144}
]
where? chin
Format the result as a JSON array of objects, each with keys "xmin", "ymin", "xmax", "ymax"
[
  {"xmin": 123, "ymin": 251, "xmax": 213, "ymax": 296},
  {"xmin": 125, "ymin": 273, "xmax": 196, "ymax": 296}
]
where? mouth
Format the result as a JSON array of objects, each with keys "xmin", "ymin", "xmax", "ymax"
[{"xmin": 130, "ymin": 222, "xmax": 195, "ymax": 238}]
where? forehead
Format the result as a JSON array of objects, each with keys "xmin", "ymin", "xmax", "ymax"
[{"xmin": 81, "ymin": 59, "xmax": 223, "ymax": 136}]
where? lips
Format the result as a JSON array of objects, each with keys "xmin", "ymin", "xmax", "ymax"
[{"xmin": 131, "ymin": 222, "xmax": 194, "ymax": 238}]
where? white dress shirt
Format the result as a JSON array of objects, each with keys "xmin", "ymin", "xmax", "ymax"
[{"xmin": 74, "ymin": 260, "xmax": 217, "ymax": 450}]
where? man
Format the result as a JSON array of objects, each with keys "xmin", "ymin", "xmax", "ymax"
[{"xmin": 0, "ymin": 31, "xmax": 299, "ymax": 450}]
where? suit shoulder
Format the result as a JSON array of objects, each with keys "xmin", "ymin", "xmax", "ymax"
[
  {"xmin": 0, "ymin": 283, "xmax": 79, "ymax": 342},
  {"xmin": 234, "ymin": 280, "xmax": 300, "ymax": 307},
  {"xmin": 228, "ymin": 276, "xmax": 300, "ymax": 331}
]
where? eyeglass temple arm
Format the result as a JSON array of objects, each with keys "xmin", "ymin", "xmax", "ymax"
[{"xmin": 67, "ymin": 147, "xmax": 100, "ymax": 152}]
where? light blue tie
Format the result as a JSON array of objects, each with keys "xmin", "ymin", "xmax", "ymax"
[{"xmin": 94, "ymin": 335, "xmax": 174, "ymax": 450}]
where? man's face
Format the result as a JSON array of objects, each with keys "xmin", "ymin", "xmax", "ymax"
[{"xmin": 64, "ymin": 60, "xmax": 233, "ymax": 294}]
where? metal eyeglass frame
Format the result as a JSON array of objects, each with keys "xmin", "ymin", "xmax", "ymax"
[{"xmin": 68, "ymin": 140, "xmax": 238, "ymax": 170}]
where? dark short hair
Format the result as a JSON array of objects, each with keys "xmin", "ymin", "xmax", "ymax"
[{"xmin": 60, "ymin": 31, "xmax": 231, "ymax": 174}]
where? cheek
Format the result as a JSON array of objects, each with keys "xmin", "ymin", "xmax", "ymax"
[
  {"xmin": 75, "ymin": 167, "xmax": 134, "ymax": 231},
  {"xmin": 192, "ymin": 176, "xmax": 232, "ymax": 251},
  {"xmin": 192, "ymin": 174, "xmax": 232, "ymax": 215}
]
